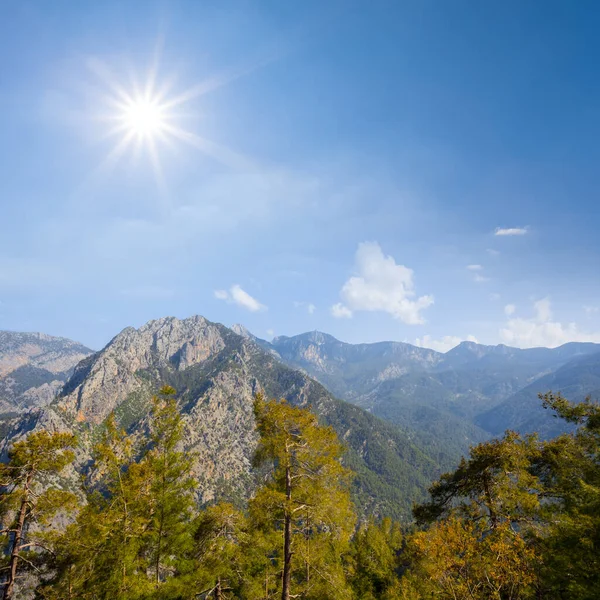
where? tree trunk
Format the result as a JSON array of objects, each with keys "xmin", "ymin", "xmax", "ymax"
[
  {"xmin": 305, "ymin": 511, "xmax": 310, "ymax": 589},
  {"xmin": 281, "ymin": 464, "xmax": 292, "ymax": 600},
  {"xmin": 4, "ymin": 470, "xmax": 33, "ymax": 600},
  {"xmin": 483, "ymin": 473, "xmax": 498, "ymax": 529}
]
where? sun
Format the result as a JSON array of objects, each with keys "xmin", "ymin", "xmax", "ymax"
[
  {"xmin": 120, "ymin": 97, "xmax": 167, "ymax": 139},
  {"xmin": 89, "ymin": 54, "xmax": 252, "ymax": 191}
]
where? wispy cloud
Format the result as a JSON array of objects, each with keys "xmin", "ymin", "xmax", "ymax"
[
  {"xmin": 332, "ymin": 242, "xmax": 433, "ymax": 324},
  {"xmin": 494, "ymin": 227, "xmax": 529, "ymax": 236},
  {"xmin": 500, "ymin": 298, "xmax": 600, "ymax": 348},
  {"xmin": 466, "ymin": 264, "xmax": 490, "ymax": 283},
  {"xmin": 486, "ymin": 248, "xmax": 500, "ymax": 256},
  {"xmin": 331, "ymin": 303, "xmax": 352, "ymax": 319},
  {"xmin": 214, "ymin": 284, "xmax": 267, "ymax": 312}
]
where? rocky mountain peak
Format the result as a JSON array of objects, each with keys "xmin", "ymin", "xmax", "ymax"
[
  {"xmin": 59, "ymin": 315, "xmax": 226, "ymax": 424},
  {"xmin": 231, "ymin": 323, "xmax": 257, "ymax": 340}
]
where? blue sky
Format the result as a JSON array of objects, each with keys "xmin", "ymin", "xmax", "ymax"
[{"xmin": 1, "ymin": 0, "xmax": 600, "ymax": 351}]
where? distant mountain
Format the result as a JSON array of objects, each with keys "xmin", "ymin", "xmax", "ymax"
[
  {"xmin": 477, "ymin": 350, "xmax": 600, "ymax": 437},
  {"xmin": 0, "ymin": 331, "xmax": 93, "ymax": 428},
  {"xmin": 270, "ymin": 331, "xmax": 442, "ymax": 402},
  {"xmin": 2, "ymin": 317, "xmax": 445, "ymax": 521},
  {"xmin": 264, "ymin": 332, "xmax": 600, "ymax": 457}
]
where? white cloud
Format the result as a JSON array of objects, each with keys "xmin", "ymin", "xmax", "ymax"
[
  {"xmin": 473, "ymin": 273, "xmax": 490, "ymax": 283},
  {"xmin": 584, "ymin": 305, "xmax": 599, "ymax": 315},
  {"xmin": 500, "ymin": 298, "xmax": 600, "ymax": 348},
  {"xmin": 214, "ymin": 285, "xmax": 267, "ymax": 312},
  {"xmin": 494, "ymin": 227, "xmax": 528, "ymax": 236},
  {"xmin": 266, "ymin": 329, "xmax": 275, "ymax": 338},
  {"xmin": 335, "ymin": 242, "xmax": 433, "ymax": 324},
  {"xmin": 331, "ymin": 303, "xmax": 353, "ymax": 319},
  {"xmin": 307, "ymin": 303, "xmax": 316, "ymax": 315},
  {"xmin": 487, "ymin": 248, "xmax": 500, "ymax": 256},
  {"xmin": 415, "ymin": 334, "xmax": 478, "ymax": 353},
  {"xmin": 490, "ymin": 293, "xmax": 501, "ymax": 301},
  {"xmin": 466, "ymin": 264, "xmax": 483, "ymax": 271},
  {"xmin": 504, "ymin": 303, "xmax": 516, "ymax": 316}
]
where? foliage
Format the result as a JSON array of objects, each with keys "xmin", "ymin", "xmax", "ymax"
[
  {"xmin": 350, "ymin": 518, "xmax": 403, "ymax": 600},
  {"xmin": 248, "ymin": 394, "xmax": 356, "ymax": 600},
  {"xmin": 402, "ymin": 392, "xmax": 600, "ymax": 600},
  {"xmin": 8, "ymin": 389, "xmax": 599, "ymax": 600},
  {"xmin": 0, "ymin": 430, "xmax": 77, "ymax": 600}
]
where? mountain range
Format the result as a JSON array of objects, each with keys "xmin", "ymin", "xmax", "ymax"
[
  {"xmin": 0, "ymin": 319, "xmax": 442, "ymax": 520},
  {"xmin": 234, "ymin": 327, "xmax": 600, "ymax": 456},
  {"xmin": 1, "ymin": 319, "xmax": 599, "ymax": 521}
]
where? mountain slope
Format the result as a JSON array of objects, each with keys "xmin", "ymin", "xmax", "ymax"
[
  {"xmin": 2, "ymin": 317, "xmax": 443, "ymax": 520},
  {"xmin": 0, "ymin": 331, "xmax": 93, "ymax": 428},
  {"xmin": 270, "ymin": 331, "xmax": 443, "ymax": 402},
  {"xmin": 265, "ymin": 332, "xmax": 600, "ymax": 457},
  {"xmin": 477, "ymin": 350, "xmax": 600, "ymax": 437}
]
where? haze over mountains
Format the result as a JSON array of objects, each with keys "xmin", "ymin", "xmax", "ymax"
[
  {"xmin": 1, "ymin": 318, "xmax": 599, "ymax": 520},
  {"xmin": 235, "ymin": 326, "xmax": 600, "ymax": 443}
]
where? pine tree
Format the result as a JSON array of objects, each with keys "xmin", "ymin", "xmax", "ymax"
[
  {"xmin": 406, "ymin": 431, "xmax": 543, "ymax": 599},
  {"xmin": 42, "ymin": 414, "xmax": 151, "ymax": 599},
  {"xmin": 43, "ymin": 387, "xmax": 198, "ymax": 599},
  {"xmin": 350, "ymin": 518, "xmax": 403, "ymax": 600},
  {"xmin": 534, "ymin": 393, "xmax": 600, "ymax": 599},
  {"xmin": 182, "ymin": 503, "xmax": 246, "ymax": 599},
  {"xmin": 0, "ymin": 431, "xmax": 77, "ymax": 600},
  {"xmin": 248, "ymin": 394, "xmax": 356, "ymax": 600},
  {"xmin": 140, "ymin": 386, "xmax": 196, "ymax": 590}
]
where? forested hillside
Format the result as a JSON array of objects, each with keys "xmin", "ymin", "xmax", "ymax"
[{"xmin": 1, "ymin": 390, "xmax": 598, "ymax": 599}]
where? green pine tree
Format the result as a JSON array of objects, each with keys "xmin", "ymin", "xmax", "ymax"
[
  {"xmin": 43, "ymin": 414, "xmax": 151, "ymax": 599},
  {"xmin": 140, "ymin": 386, "xmax": 196, "ymax": 591},
  {"xmin": 0, "ymin": 431, "xmax": 77, "ymax": 600},
  {"xmin": 534, "ymin": 393, "xmax": 600, "ymax": 599},
  {"xmin": 350, "ymin": 518, "xmax": 403, "ymax": 600},
  {"xmin": 248, "ymin": 394, "xmax": 356, "ymax": 600}
]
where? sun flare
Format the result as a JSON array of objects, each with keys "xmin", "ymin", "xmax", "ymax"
[
  {"xmin": 90, "ymin": 54, "xmax": 251, "ymax": 192},
  {"xmin": 121, "ymin": 98, "xmax": 167, "ymax": 138}
]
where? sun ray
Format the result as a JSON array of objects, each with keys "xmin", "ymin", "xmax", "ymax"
[
  {"xmin": 90, "ymin": 49, "xmax": 262, "ymax": 200},
  {"xmin": 161, "ymin": 123, "xmax": 253, "ymax": 170}
]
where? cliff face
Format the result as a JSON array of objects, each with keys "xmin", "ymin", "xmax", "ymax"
[{"xmin": 2, "ymin": 316, "xmax": 440, "ymax": 520}]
